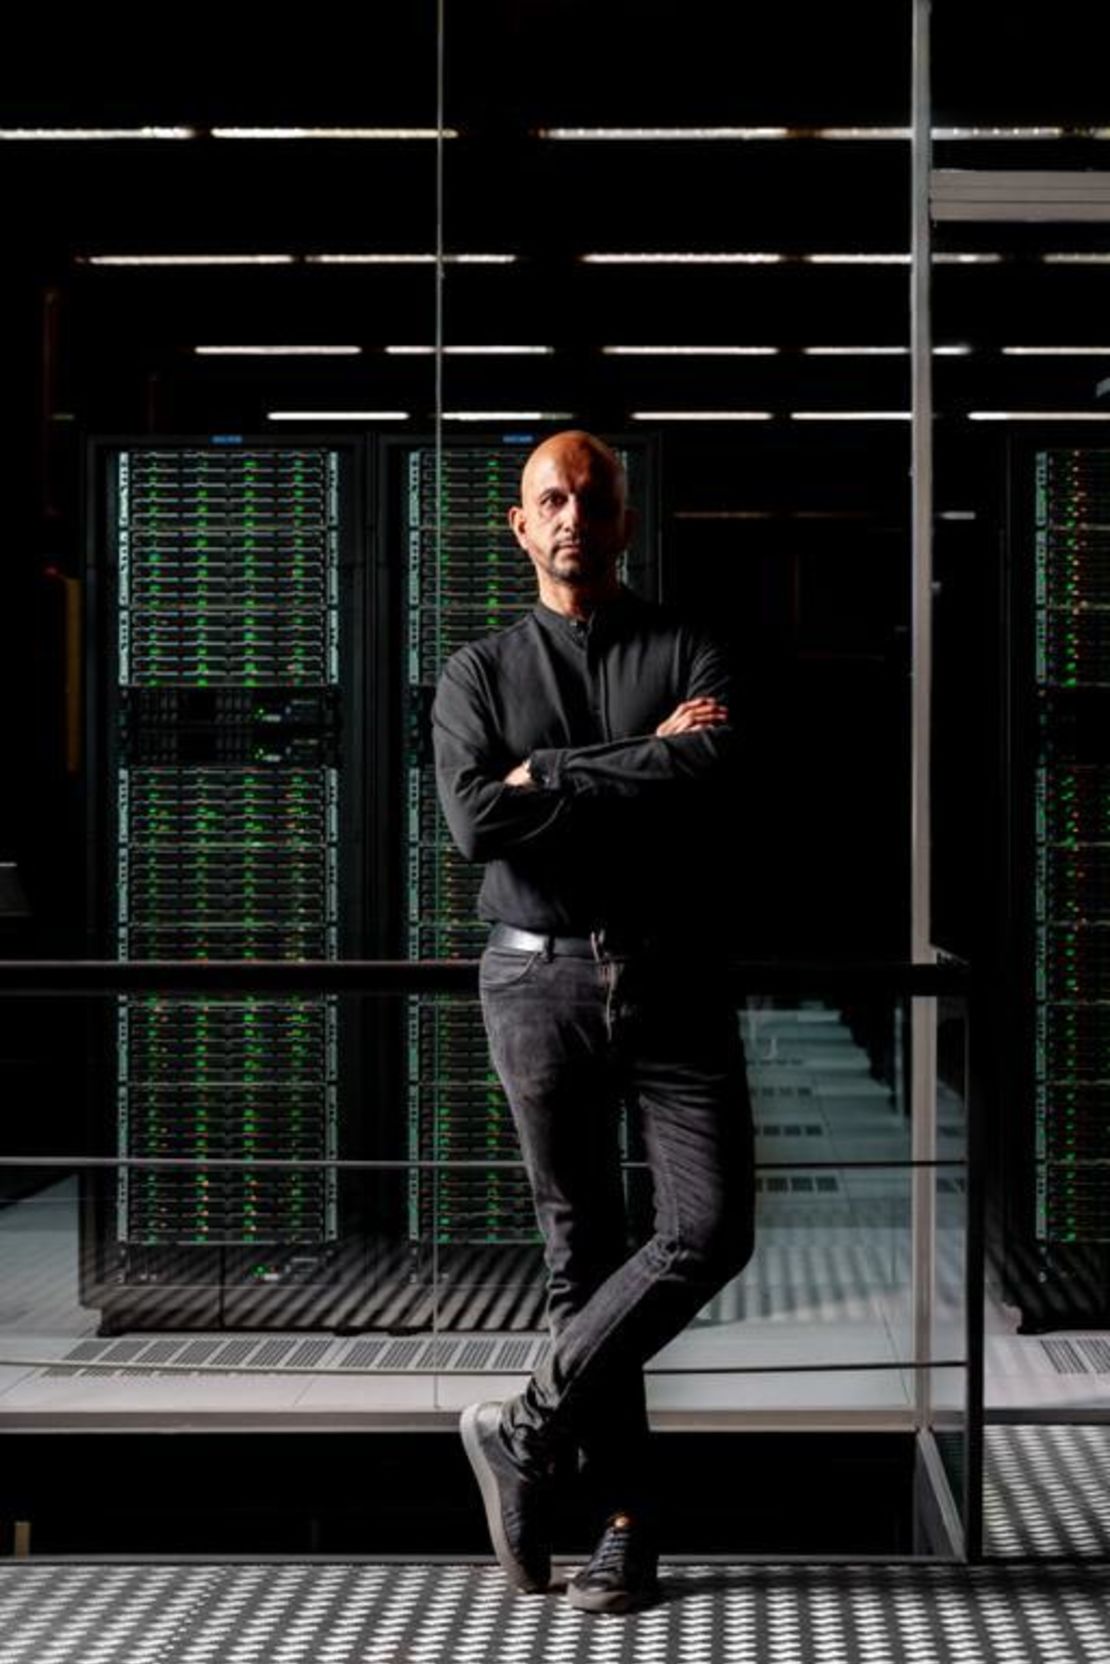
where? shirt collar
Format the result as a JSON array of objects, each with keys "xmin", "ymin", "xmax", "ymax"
[{"xmin": 532, "ymin": 584, "xmax": 638, "ymax": 641}]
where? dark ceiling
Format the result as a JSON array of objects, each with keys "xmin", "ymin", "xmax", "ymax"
[{"xmin": 0, "ymin": 0, "xmax": 1106, "ymax": 957}]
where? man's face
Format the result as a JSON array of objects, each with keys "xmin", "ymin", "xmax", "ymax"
[{"xmin": 508, "ymin": 440, "xmax": 630, "ymax": 591}]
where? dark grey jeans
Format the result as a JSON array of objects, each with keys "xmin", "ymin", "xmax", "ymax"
[{"xmin": 478, "ymin": 934, "xmax": 756, "ymax": 1518}]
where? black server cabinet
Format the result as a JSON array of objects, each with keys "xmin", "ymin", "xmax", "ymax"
[
  {"xmin": 81, "ymin": 431, "xmax": 658, "ymax": 1336},
  {"xmin": 380, "ymin": 434, "xmax": 659, "ymax": 1261},
  {"xmin": 82, "ymin": 437, "xmax": 375, "ymax": 1331},
  {"xmin": 1002, "ymin": 439, "xmax": 1110, "ymax": 1327}
]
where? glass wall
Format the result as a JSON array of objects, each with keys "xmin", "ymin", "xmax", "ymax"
[
  {"xmin": 0, "ymin": 970, "xmax": 972, "ymax": 1552},
  {"xmin": 0, "ymin": 2, "xmax": 995, "ymax": 1556},
  {"xmin": 929, "ymin": 0, "xmax": 1110, "ymax": 1561}
]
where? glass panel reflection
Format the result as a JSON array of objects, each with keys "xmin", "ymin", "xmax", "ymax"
[
  {"xmin": 933, "ymin": 994, "xmax": 971, "ymax": 1531},
  {"xmin": 0, "ymin": 986, "xmax": 971, "ymax": 1429},
  {"xmin": 418, "ymin": 991, "xmax": 947, "ymax": 1419}
]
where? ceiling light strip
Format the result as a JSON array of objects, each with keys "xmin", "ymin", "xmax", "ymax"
[
  {"xmin": 633, "ymin": 410, "xmax": 912, "ymax": 421},
  {"xmin": 790, "ymin": 411, "xmax": 912, "ymax": 420},
  {"xmin": 582, "ymin": 252, "xmax": 910, "ymax": 265},
  {"xmin": 608, "ymin": 344, "xmax": 971, "ymax": 355},
  {"xmin": 385, "ymin": 345, "xmax": 553, "ymax": 355},
  {"xmin": 1001, "ymin": 346, "xmax": 1110, "ymax": 354},
  {"xmin": 604, "ymin": 345, "xmax": 780, "ymax": 356},
  {"xmin": 804, "ymin": 345, "xmax": 971, "ymax": 355},
  {"xmin": 968, "ymin": 411, "xmax": 1110, "ymax": 421},
  {"xmin": 536, "ymin": 126, "xmax": 1083, "ymax": 141},
  {"xmin": 3, "ymin": 123, "xmax": 1090, "ymax": 145},
  {"xmin": 630, "ymin": 411, "xmax": 774, "ymax": 420},
  {"xmin": 674, "ymin": 510, "xmax": 876, "ymax": 520},
  {"xmin": 441, "ymin": 411, "xmax": 572, "ymax": 421},
  {"xmin": 82, "ymin": 254, "xmax": 296, "ymax": 267},
  {"xmin": 210, "ymin": 127, "xmax": 458, "ymax": 140},
  {"xmin": 264, "ymin": 407, "xmax": 1110, "ymax": 424},
  {"xmin": 89, "ymin": 249, "xmax": 1095, "ymax": 271},
  {"xmin": 81, "ymin": 253, "xmax": 516, "ymax": 267},
  {"xmin": 0, "ymin": 127, "xmax": 195, "ymax": 140},
  {"xmin": 195, "ymin": 345, "xmax": 362, "ymax": 356},
  {"xmin": 308, "ymin": 253, "xmax": 516, "ymax": 265},
  {"xmin": 267, "ymin": 410, "xmax": 410, "ymax": 421}
]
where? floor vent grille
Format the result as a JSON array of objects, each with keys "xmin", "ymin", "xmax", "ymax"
[
  {"xmin": 1040, "ymin": 1336, "xmax": 1110, "ymax": 1375},
  {"xmin": 756, "ymin": 1174, "xmax": 841, "ymax": 1195},
  {"xmin": 41, "ymin": 1333, "xmax": 552, "ymax": 1379}
]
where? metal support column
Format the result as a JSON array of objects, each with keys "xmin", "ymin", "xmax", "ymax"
[{"xmin": 910, "ymin": 0, "xmax": 939, "ymax": 1438}]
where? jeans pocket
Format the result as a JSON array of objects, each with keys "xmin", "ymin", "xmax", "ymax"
[{"xmin": 478, "ymin": 946, "xmax": 544, "ymax": 991}]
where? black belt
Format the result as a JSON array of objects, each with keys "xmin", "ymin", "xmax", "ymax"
[{"xmin": 488, "ymin": 923, "xmax": 660, "ymax": 958}]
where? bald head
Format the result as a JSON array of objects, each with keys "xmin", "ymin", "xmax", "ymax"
[
  {"xmin": 519, "ymin": 430, "xmax": 627, "ymax": 510},
  {"xmin": 509, "ymin": 430, "xmax": 633, "ymax": 617}
]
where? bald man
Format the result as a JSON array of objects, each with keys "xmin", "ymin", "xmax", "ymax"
[{"xmin": 433, "ymin": 431, "xmax": 755, "ymax": 1612}]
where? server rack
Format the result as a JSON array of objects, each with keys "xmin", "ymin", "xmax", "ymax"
[
  {"xmin": 81, "ymin": 437, "xmax": 372, "ymax": 1331},
  {"xmin": 1003, "ymin": 437, "xmax": 1110, "ymax": 1326},
  {"xmin": 81, "ymin": 431, "xmax": 658, "ymax": 1332}
]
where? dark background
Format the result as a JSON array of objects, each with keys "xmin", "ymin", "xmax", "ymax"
[{"xmin": 0, "ymin": 0, "xmax": 1105, "ymax": 972}]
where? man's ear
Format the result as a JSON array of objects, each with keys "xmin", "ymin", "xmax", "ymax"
[{"xmin": 508, "ymin": 504, "xmax": 528, "ymax": 550}]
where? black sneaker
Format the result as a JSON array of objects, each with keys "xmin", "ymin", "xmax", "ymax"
[
  {"xmin": 566, "ymin": 1512, "xmax": 662, "ymax": 1614},
  {"xmin": 460, "ymin": 1402, "xmax": 552, "ymax": 1593}
]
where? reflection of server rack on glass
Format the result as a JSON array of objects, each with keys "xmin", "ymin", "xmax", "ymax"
[
  {"xmin": 400, "ymin": 437, "xmax": 658, "ymax": 1249},
  {"xmin": 82, "ymin": 432, "xmax": 654, "ymax": 1329},
  {"xmin": 83, "ymin": 439, "xmax": 366, "ymax": 1331},
  {"xmin": 404, "ymin": 445, "xmax": 539, "ymax": 1248},
  {"xmin": 1004, "ymin": 442, "xmax": 1110, "ymax": 1327}
]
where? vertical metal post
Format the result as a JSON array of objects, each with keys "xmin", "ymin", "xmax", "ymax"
[
  {"xmin": 911, "ymin": 0, "xmax": 938, "ymax": 1433},
  {"xmin": 964, "ymin": 987, "xmax": 985, "ymax": 1558},
  {"xmin": 432, "ymin": 0, "xmax": 447, "ymax": 1398}
]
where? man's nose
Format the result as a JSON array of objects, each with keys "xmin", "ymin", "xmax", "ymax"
[{"xmin": 561, "ymin": 493, "xmax": 582, "ymax": 528}]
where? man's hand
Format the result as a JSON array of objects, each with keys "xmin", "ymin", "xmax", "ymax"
[
  {"xmin": 503, "ymin": 700, "xmax": 728, "ymax": 786},
  {"xmin": 655, "ymin": 698, "xmax": 729, "ymax": 737}
]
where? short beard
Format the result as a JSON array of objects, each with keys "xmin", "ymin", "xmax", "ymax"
[{"xmin": 535, "ymin": 545, "xmax": 618, "ymax": 592}]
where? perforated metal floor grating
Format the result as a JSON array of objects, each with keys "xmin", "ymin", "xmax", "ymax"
[
  {"xmin": 985, "ymin": 1425, "xmax": 1110, "ymax": 1556},
  {"xmin": 2, "ymin": 1562, "xmax": 1110, "ymax": 1663}
]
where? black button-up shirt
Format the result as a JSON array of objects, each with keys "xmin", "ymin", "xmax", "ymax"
[{"xmin": 431, "ymin": 584, "xmax": 740, "ymax": 940}]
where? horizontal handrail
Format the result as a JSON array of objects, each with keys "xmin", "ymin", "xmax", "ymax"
[
  {"xmin": 0, "ymin": 1353, "xmax": 969, "ymax": 1379},
  {"xmin": 0, "ymin": 957, "xmax": 971, "ymax": 996},
  {"xmin": 0, "ymin": 1154, "xmax": 968, "ymax": 1172}
]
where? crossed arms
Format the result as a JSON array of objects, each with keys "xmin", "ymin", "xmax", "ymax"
[{"xmin": 432, "ymin": 634, "xmax": 736, "ymax": 864}]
